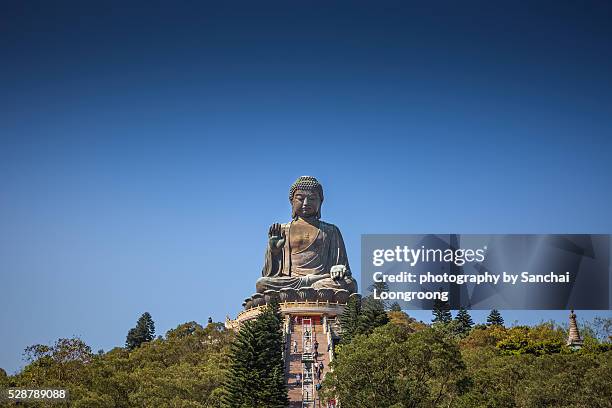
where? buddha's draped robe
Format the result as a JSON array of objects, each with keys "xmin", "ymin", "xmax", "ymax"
[{"xmin": 256, "ymin": 220, "xmax": 357, "ymax": 293}]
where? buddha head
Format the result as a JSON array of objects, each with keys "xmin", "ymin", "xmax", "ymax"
[{"xmin": 289, "ymin": 176, "xmax": 324, "ymax": 220}]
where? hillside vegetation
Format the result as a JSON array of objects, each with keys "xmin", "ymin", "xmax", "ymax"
[{"xmin": 3, "ymin": 312, "xmax": 611, "ymax": 407}]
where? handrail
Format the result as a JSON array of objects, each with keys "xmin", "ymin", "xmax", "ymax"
[
  {"xmin": 301, "ymin": 317, "xmax": 315, "ymax": 408},
  {"xmin": 326, "ymin": 322, "xmax": 334, "ymax": 363}
]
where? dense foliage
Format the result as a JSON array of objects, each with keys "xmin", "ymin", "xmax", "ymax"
[
  {"xmin": 322, "ymin": 323, "xmax": 469, "ymax": 407},
  {"xmin": 6, "ymin": 321, "xmax": 231, "ymax": 407},
  {"xmin": 4, "ymin": 310, "xmax": 611, "ymax": 407},
  {"xmin": 323, "ymin": 314, "xmax": 612, "ymax": 408}
]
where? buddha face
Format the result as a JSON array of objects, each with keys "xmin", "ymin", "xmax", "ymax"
[{"xmin": 292, "ymin": 189, "xmax": 321, "ymax": 219}]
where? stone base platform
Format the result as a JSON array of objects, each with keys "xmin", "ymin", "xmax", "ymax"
[
  {"xmin": 225, "ymin": 298, "xmax": 357, "ymax": 330},
  {"xmin": 226, "ymin": 287, "xmax": 359, "ymax": 330}
]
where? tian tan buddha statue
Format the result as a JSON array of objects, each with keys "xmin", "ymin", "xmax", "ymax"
[{"xmin": 255, "ymin": 176, "xmax": 357, "ymax": 296}]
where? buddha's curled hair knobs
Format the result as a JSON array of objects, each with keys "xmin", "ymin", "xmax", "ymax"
[{"xmin": 288, "ymin": 176, "xmax": 324, "ymax": 202}]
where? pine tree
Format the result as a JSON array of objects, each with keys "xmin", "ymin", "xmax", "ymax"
[
  {"xmin": 223, "ymin": 319, "xmax": 259, "ymax": 407},
  {"xmin": 223, "ymin": 299, "xmax": 288, "ymax": 407},
  {"xmin": 358, "ymin": 296, "xmax": 389, "ymax": 336},
  {"xmin": 339, "ymin": 295, "xmax": 361, "ymax": 343},
  {"xmin": 126, "ymin": 312, "xmax": 155, "ymax": 350},
  {"xmin": 487, "ymin": 309, "xmax": 504, "ymax": 326},
  {"xmin": 454, "ymin": 307, "xmax": 474, "ymax": 335},
  {"xmin": 432, "ymin": 297, "xmax": 452, "ymax": 324},
  {"xmin": 368, "ymin": 281, "xmax": 390, "ymax": 309},
  {"xmin": 256, "ymin": 299, "xmax": 288, "ymax": 407},
  {"xmin": 340, "ymin": 295, "xmax": 389, "ymax": 343}
]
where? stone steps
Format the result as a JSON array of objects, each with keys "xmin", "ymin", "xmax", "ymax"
[{"xmin": 285, "ymin": 316, "xmax": 332, "ymax": 407}]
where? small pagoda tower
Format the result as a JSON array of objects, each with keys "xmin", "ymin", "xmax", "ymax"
[{"xmin": 566, "ymin": 309, "xmax": 583, "ymax": 349}]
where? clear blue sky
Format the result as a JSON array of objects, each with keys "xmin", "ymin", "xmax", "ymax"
[{"xmin": 1, "ymin": 1, "xmax": 611, "ymax": 374}]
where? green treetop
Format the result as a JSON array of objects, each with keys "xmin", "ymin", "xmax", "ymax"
[
  {"xmin": 126, "ymin": 312, "xmax": 156, "ymax": 350},
  {"xmin": 455, "ymin": 307, "xmax": 474, "ymax": 335},
  {"xmin": 487, "ymin": 309, "xmax": 505, "ymax": 326},
  {"xmin": 432, "ymin": 296, "xmax": 452, "ymax": 324}
]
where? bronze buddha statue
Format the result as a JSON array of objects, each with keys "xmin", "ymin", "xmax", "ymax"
[{"xmin": 255, "ymin": 176, "xmax": 357, "ymax": 295}]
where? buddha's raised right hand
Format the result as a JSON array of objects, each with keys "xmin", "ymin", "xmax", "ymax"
[{"xmin": 268, "ymin": 223, "xmax": 286, "ymax": 253}]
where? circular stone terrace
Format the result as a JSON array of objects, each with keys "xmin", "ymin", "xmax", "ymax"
[{"xmin": 225, "ymin": 288, "xmax": 360, "ymax": 329}]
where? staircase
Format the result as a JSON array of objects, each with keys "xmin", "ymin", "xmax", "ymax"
[{"xmin": 285, "ymin": 315, "xmax": 332, "ymax": 408}]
